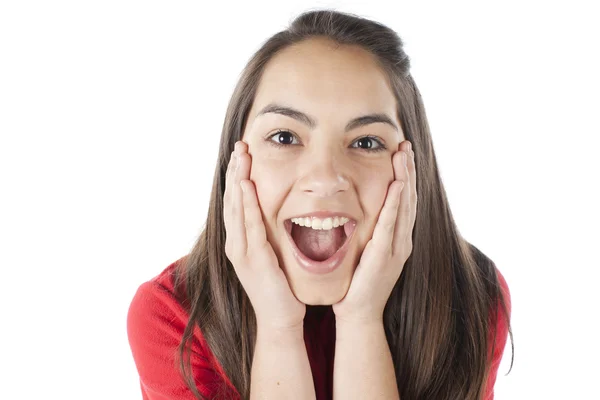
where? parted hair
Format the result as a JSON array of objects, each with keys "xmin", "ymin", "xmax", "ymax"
[{"xmin": 172, "ymin": 8, "xmax": 513, "ymax": 400}]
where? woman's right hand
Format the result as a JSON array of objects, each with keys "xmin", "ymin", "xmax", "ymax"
[{"xmin": 223, "ymin": 140, "xmax": 306, "ymax": 331}]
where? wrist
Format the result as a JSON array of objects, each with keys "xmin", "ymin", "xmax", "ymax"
[
  {"xmin": 256, "ymin": 323, "xmax": 305, "ymax": 344},
  {"xmin": 335, "ymin": 317, "xmax": 385, "ymax": 341},
  {"xmin": 335, "ymin": 313, "xmax": 384, "ymax": 327}
]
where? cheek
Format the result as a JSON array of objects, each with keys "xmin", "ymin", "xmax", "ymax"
[
  {"xmin": 361, "ymin": 178, "xmax": 390, "ymax": 218},
  {"xmin": 249, "ymin": 156, "xmax": 293, "ymax": 220},
  {"xmin": 356, "ymin": 162, "xmax": 394, "ymax": 217},
  {"xmin": 355, "ymin": 164, "xmax": 394, "ymax": 244}
]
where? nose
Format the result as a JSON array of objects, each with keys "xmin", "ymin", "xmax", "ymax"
[{"xmin": 298, "ymin": 149, "xmax": 350, "ymax": 198}]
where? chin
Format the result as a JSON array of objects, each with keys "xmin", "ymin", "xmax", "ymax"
[
  {"xmin": 296, "ymin": 284, "xmax": 349, "ymax": 306},
  {"xmin": 279, "ymin": 253, "xmax": 356, "ymax": 306}
]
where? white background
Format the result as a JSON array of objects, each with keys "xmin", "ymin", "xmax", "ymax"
[{"xmin": 1, "ymin": 1, "xmax": 598, "ymax": 399}]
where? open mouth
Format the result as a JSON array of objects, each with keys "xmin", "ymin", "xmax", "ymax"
[{"xmin": 284, "ymin": 217, "xmax": 356, "ymax": 263}]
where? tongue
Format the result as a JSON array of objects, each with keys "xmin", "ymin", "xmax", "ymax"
[{"xmin": 291, "ymin": 225, "xmax": 346, "ymax": 261}]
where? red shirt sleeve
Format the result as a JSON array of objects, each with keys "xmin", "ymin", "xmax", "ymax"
[
  {"xmin": 127, "ymin": 280, "xmax": 240, "ymax": 400},
  {"xmin": 483, "ymin": 268, "xmax": 512, "ymax": 400}
]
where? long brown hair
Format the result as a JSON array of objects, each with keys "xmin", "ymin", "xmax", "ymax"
[{"xmin": 173, "ymin": 8, "xmax": 513, "ymax": 400}]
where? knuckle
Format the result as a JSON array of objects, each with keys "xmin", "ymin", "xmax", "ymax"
[
  {"xmin": 383, "ymin": 220, "xmax": 395, "ymax": 233},
  {"xmin": 376, "ymin": 219, "xmax": 394, "ymax": 235},
  {"xmin": 244, "ymin": 218, "xmax": 255, "ymax": 231},
  {"xmin": 256, "ymin": 238, "xmax": 270, "ymax": 252}
]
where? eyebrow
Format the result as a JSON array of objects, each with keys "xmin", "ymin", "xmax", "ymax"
[{"xmin": 256, "ymin": 102, "xmax": 399, "ymax": 133}]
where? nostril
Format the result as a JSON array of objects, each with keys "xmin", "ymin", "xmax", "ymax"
[
  {"xmin": 304, "ymin": 186, "xmax": 347, "ymax": 197},
  {"xmin": 300, "ymin": 173, "xmax": 350, "ymax": 196}
]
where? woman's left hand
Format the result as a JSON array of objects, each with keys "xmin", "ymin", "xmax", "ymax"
[{"xmin": 332, "ymin": 140, "xmax": 417, "ymax": 324}]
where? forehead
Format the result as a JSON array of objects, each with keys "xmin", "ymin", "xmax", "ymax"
[{"xmin": 248, "ymin": 38, "xmax": 399, "ymax": 127}]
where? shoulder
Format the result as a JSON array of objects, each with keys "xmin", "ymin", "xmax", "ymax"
[
  {"xmin": 495, "ymin": 266, "xmax": 511, "ymax": 318},
  {"xmin": 126, "ymin": 256, "xmax": 238, "ymax": 398},
  {"xmin": 490, "ymin": 264, "xmax": 511, "ymax": 344},
  {"xmin": 468, "ymin": 243, "xmax": 512, "ymax": 398},
  {"xmin": 469, "ymin": 242, "xmax": 511, "ymax": 344},
  {"xmin": 469, "ymin": 243, "xmax": 511, "ymax": 318},
  {"xmin": 127, "ymin": 257, "xmax": 188, "ymax": 338},
  {"xmin": 126, "ymin": 256, "xmax": 198, "ymax": 366},
  {"xmin": 484, "ymin": 264, "xmax": 512, "ymax": 399}
]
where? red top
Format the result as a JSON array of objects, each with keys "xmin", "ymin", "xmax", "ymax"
[{"xmin": 127, "ymin": 256, "xmax": 511, "ymax": 399}]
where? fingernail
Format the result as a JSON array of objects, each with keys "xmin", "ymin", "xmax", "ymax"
[
  {"xmin": 240, "ymin": 180, "xmax": 247, "ymax": 193},
  {"xmin": 407, "ymin": 141, "xmax": 412, "ymax": 151},
  {"xmin": 403, "ymin": 151, "xmax": 407, "ymax": 166}
]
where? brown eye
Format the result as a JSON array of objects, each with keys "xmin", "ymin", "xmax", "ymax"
[
  {"xmin": 351, "ymin": 136, "xmax": 386, "ymax": 152},
  {"xmin": 267, "ymin": 130, "xmax": 300, "ymax": 146},
  {"xmin": 356, "ymin": 137, "xmax": 374, "ymax": 149}
]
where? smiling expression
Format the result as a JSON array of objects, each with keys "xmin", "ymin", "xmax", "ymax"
[{"xmin": 241, "ymin": 37, "xmax": 405, "ymax": 305}]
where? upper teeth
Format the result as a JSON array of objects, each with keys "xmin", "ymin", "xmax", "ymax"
[{"xmin": 291, "ymin": 216, "xmax": 350, "ymax": 230}]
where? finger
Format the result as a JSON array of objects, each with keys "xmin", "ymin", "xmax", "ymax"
[
  {"xmin": 392, "ymin": 149, "xmax": 413, "ymax": 255},
  {"xmin": 392, "ymin": 148, "xmax": 411, "ymax": 211},
  {"xmin": 370, "ymin": 180, "xmax": 404, "ymax": 255},
  {"xmin": 234, "ymin": 148, "xmax": 251, "ymax": 248},
  {"xmin": 407, "ymin": 144, "xmax": 417, "ymax": 225},
  {"xmin": 235, "ymin": 139, "xmax": 249, "ymax": 154},
  {"xmin": 223, "ymin": 150, "xmax": 237, "ymax": 209},
  {"xmin": 407, "ymin": 143, "xmax": 417, "ymax": 200},
  {"xmin": 393, "ymin": 145, "xmax": 408, "ymax": 182},
  {"xmin": 240, "ymin": 178, "xmax": 271, "ymax": 258},
  {"xmin": 225, "ymin": 140, "xmax": 250, "ymax": 211},
  {"xmin": 225, "ymin": 140, "xmax": 248, "ymax": 198},
  {"xmin": 225, "ymin": 145, "xmax": 249, "ymax": 258}
]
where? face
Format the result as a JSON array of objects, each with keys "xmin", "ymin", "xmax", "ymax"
[{"xmin": 241, "ymin": 38, "xmax": 405, "ymax": 305}]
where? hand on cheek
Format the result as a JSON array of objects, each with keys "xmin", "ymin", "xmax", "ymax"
[
  {"xmin": 332, "ymin": 140, "xmax": 418, "ymax": 324},
  {"xmin": 223, "ymin": 141, "xmax": 306, "ymax": 331}
]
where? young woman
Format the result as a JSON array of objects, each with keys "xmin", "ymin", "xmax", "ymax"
[{"xmin": 127, "ymin": 9, "xmax": 513, "ymax": 400}]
